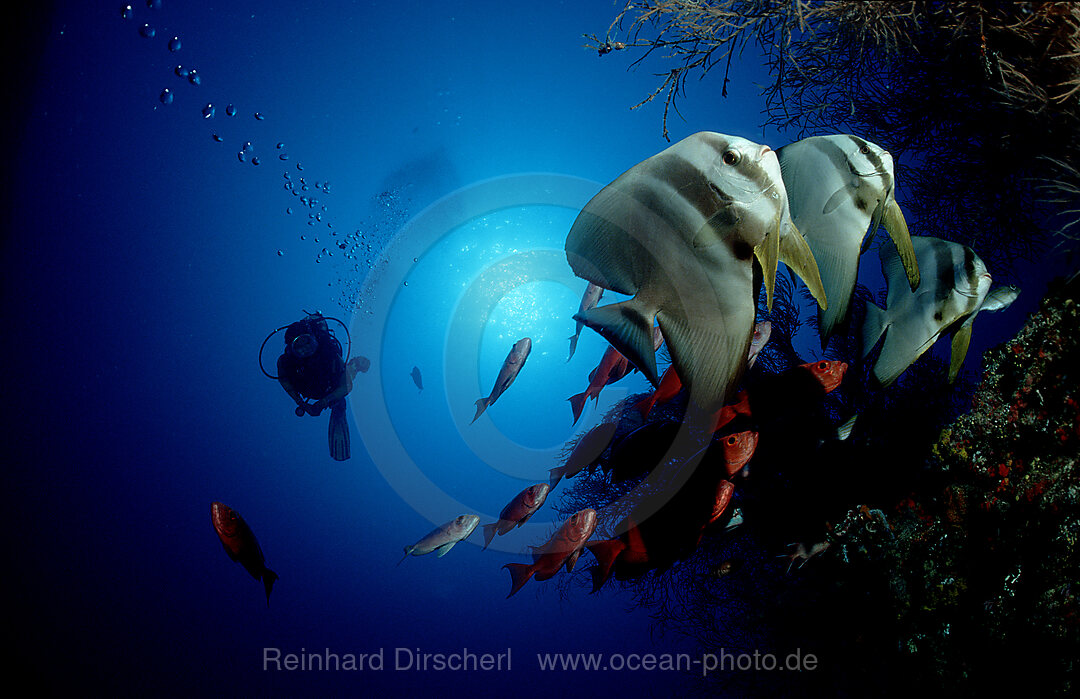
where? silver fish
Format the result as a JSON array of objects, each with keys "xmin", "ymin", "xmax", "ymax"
[
  {"xmin": 473, "ymin": 337, "xmax": 532, "ymax": 423},
  {"xmin": 862, "ymin": 236, "xmax": 1018, "ymax": 386},
  {"xmin": 747, "ymin": 320, "xmax": 772, "ymax": 369},
  {"xmin": 568, "ymin": 282, "xmax": 604, "ymax": 361},
  {"xmin": 399, "ymin": 514, "xmax": 480, "ymax": 564},
  {"xmin": 778, "ymin": 134, "xmax": 920, "ymax": 346},
  {"xmin": 565, "ymin": 131, "xmax": 807, "ymax": 413}
]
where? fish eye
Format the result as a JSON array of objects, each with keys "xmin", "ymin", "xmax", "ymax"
[
  {"xmin": 722, "ymin": 150, "xmax": 741, "ymax": 166},
  {"xmin": 818, "ymin": 361, "xmax": 829, "ymax": 371},
  {"xmin": 727, "ymin": 436, "xmax": 737, "ymax": 445},
  {"xmin": 859, "ymin": 145, "xmax": 871, "ymax": 155}
]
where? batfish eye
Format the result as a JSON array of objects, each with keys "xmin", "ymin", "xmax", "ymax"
[
  {"xmin": 722, "ymin": 150, "xmax": 741, "ymax": 166},
  {"xmin": 859, "ymin": 145, "xmax": 871, "ymax": 155}
]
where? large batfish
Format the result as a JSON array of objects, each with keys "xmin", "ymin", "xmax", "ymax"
[
  {"xmin": 568, "ymin": 282, "xmax": 604, "ymax": 361},
  {"xmin": 778, "ymin": 134, "xmax": 920, "ymax": 346},
  {"xmin": 472, "ymin": 337, "xmax": 531, "ymax": 423},
  {"xmin": 862, "ymin": 236, "xmax": 1019, "ymax": 386},
  {"xmin": 399, "ymin": 514, "xmax": 480, "ymax": 563},
  {"xmin": 211, "ymin": 502, "xmax": 279, "ymax": 605},
  {"xmin": 565, "ymin": 131, "xmax": 816, "ymax": 413}
]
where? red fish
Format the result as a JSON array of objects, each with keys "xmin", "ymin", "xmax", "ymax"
[
  {"xmin": 588, "ymin": 480, "xmax": 734, "ymax": 591},
  {"xmin": 568, "ymin": 346, "xmax": 629, "ymax": 424},
  {"xmin": 713, "ymin": 430, "xmax": 759, "ymax": 478},
  {"xmin": 549, "ymin": 422, "xmax": 618, "ymax": 488},
  {"xmin": 800, "ymin": 359, "xmax": 847, "ymax": 393},
  {"xmin": 211, "ymin": 502, "xmax": 279, "ymax": 605},
  {"xmin": 633, "ymin": 364, "xmax": 683, "ymax": 418},
  {"xmin": 503, "ymin": 508, "xmax": 597, "ymax": 597},
  {"xmin": 709, "ymin": 389, "xmax": 752, "ymax": 434},
  {"xmin": 482, "ymin": 484, "xmax": 550, "ymax": 550}
]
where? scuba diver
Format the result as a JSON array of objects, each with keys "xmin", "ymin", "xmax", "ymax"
[{"xmin": 263, "ymin": 312, "xmax": 369, "ymax": 461}]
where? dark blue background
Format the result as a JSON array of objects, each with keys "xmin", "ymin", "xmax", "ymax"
[{"xmin": 3, "ymin": 1, "xmax": 1047, "ymax": 696}]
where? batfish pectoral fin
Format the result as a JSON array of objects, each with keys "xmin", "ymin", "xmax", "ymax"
[
  {"xmin": 435, "ymin": 541, "xmax": 457, "ymax": 558},
  {"xmin": 949, "ymin": 321, "xmax": 974, "ymax": 383},
  {"xmin": 754, "ymin": 221, "xmax": 782, "ymax": 312},
  {"xmin": 691, "ymin": 205, "xmax": 739, "ymax": 249},
  {"xmin": 576, "ymin": 299, "xmax": 660, "ymax": 386},
  {"xmin": 778, "ymin": 225, "xmax": 827, "ymax": 310},
  {"xmin": 883, "ymin": 198, "xmax": 920, "ymax": 291},
  {"xmin": 822, "ymin": 186, "xmax": 850, "ymax": 215}
]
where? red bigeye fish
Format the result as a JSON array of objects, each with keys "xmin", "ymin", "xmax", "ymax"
[
  {"xmin": 473, "ymin": 338, "xmax": 531, "ymax": 424},
  {"xmin": 568, "ymin": 345, "xmax": 628, "ymax": 425},
  {"xmin": 503, "ymin": 508, "xmax": 597, "ymax": 598},
  {"xmin": 568, "ymin": 282, "xmax": 604, "ymax": 362},
  {"xmin": 709, "ymin": 389, "xmax": 752, "ymax": 434},
  {"xmin": 713, "ymin": 430, "xmax": 759, "ymax": 478},
  {"xmin": 211, "ymin": 502, "xmax": 279, "ymax": 606},
  {"xmin": 588, "ymin": 480, "xmax": 734, "ymax": 591},
  {"xmin": 482, "ymin": 484, "xmax": 551, "ymax": 550},
  {"xmin": 548, "ymin": 422, "xmax": 618, "ymax": 488},
  {"xmin": 800, "ymin": 359, "xmax": 847, "ymax": 393}
]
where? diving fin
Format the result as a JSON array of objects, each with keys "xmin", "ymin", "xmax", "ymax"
[{"xmin": 328, "ymin": 399, "xmax": 350, "ymax": 461}]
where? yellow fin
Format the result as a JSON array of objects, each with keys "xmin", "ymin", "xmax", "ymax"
[
  {"xmin": 778, "ymin": 224, "xmax": 827, "ymax": 310},
  {"xmin": 949, "ymin": 322, "xmax": 973, "ymax": 383},
  {"xmin": 754, "ymin": 219, "xmax": 782, "ymax": 312},
  {"xmin": 883, "ymin": 199, "xmax": 920, "ymax": 291}
]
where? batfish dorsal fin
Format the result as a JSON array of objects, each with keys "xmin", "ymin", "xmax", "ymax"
[{"xmin": 576, "ymin": 299, "xmax": 660, "ymax": 386}]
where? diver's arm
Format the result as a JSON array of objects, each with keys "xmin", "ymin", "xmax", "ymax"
[{"xmin": 277, "ymin": 356, "xmax": 308, "ymax": 409}]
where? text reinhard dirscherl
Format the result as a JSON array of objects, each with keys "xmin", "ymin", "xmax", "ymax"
[{"xmin": 263, "ymin": 647, "xmax": 819, "ymax": 676}]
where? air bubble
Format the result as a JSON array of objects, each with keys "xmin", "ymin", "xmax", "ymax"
[
  {"xmin": 296, "ymin": 162, "xmax": 303, "ymax": 171},
  {"xmin": 251, "ymin": 156, "xmax": 260, "ymax": 165},
  {"xmin": 147, "ymin": 0, "xmax": 162, "ymax": 8},
  {"xmin": 174, "ymin": 65, "xmax": 188, "ymax": 78},
  {"xmin": 139, "ymin": 23, "xmax": 155, "ymax": 38},
  {"xmin": 201, "ymin": 103, "xmax": 215, "ymax": 118},
  {"xmin": 168, "ymin": 36, "xmax": 181, "ymax": 52},
  {"xmin": 237, "ymin": 151, "xmax": 245, "ymax": 162},
  {"xmin": 286, "ymin": 207, "xmax": 293, "ymax": 214},
  {"xmin": 254, "ymin": 112, "xmax": 264, "ymax": 120},
  {"xmin": 277, "ymin": 249, "xmax": 283, "ymax": 256},
  {"xmin": 121, "ymin": 6, "xmax": 133, "ymax": 20},
  {"xmin": 212, "ymin": 134, "xmax": 223, "ymax": 142},
  {"xmin": 279, "ymin": 153, "xmax": 289, "ymax": 160},
  {"xmin": 276, "ymin": 142, "xmax": 285, "ymax": 149},
  {"xmin": 225, "ymin": 104, "xmax": 236, "ymax": 117},
  {"xmin": 242, "ymin": 141, "xmax": 253, "ymax": 153},
  {"xmin": 187, "ymin": 70, "xmax": 201, "ymax": 86},
  {"xmin": 159, "ymin": 88, "xmax": 173, "ymax": 105}
]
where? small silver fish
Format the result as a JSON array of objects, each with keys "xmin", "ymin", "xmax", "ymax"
[
  {"xmin": 568, "ymin": 282, "xmax": 604, "ymax": 361},
  {"xmin": 747, "ymin": 320, "xmax": 772, "ymax": 369},
  {"xmin": 399, "ymin": 514, "xmax": 480, "ymax": 564},
  {"xmin": 778, "ymin": 134, "xmax": 920, "ymax": 347},
  {"xmin": 473, "ymin": 337, "xmax": 532, "ymax": 423},
  {"xmin": 410, "ymin": 366, "xmax": 423, "ymax": 391},
  {"xmin": 862, "ymin": 236, "xmax": 1018, "ymax": 386},
  {"xmin": 565, "ymin": 132, "xmax": 807, "ymax": 413}
]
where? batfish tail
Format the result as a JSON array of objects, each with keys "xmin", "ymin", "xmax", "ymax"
[
  {"xmin": 575, "ymin": 299, "xmax": 660, "ymax": 386},
  {"xmin": 397, "ymin": 546, "xmax": 414, "ymax": 566},
  {"xmin": 482, "ymin": 523, "xmax": 499, "ymax": 551},
  {"xmin": 472, "ymin": 397, "xmax": 490, "ymax": 424},
  {"xmin": 548, "ymin": 466, "xmax": 565, "ymax": 490},
  {"xmin": 262, "ymin": 568, "xmax": 278, "ymax": 606},
  {"xmin": 568, "ymin": 391, "xmax": 589, "ymax": 425},
  {"xmin": 567, "ymin": 333, "xmax": 580, "ymax": 362},
  {"xmin": 586, "ymin": 539, "xmax": 625, "ymax": 593},
  {"xmin": 503, "ymin": 563, "xmax": 536, "ymax": 598}
]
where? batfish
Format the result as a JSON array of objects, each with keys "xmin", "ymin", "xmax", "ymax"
[
  {"xmin": 565, "ymin": 131, "xmax": 815, "ymax": 413},
  {"xmin": 778, "ymin": 134, "xmax": 920, "ymax": 346},
  {"xmin": 473, "ymin": 337, "xmax": 532, "ymax": 423},
  {"xmin": 862, "ymin": 236, "xmax": 1018, "ymax": 386}
]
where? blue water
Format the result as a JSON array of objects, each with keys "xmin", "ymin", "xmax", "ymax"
[{"xmin": 4, "ymin": 1, "xmax": 1053, "ymax": 696}]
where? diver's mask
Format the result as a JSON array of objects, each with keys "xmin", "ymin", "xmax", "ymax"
[{"xmin": 289, "ymin": 333, "xmax": 319, "ymax": 359}]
